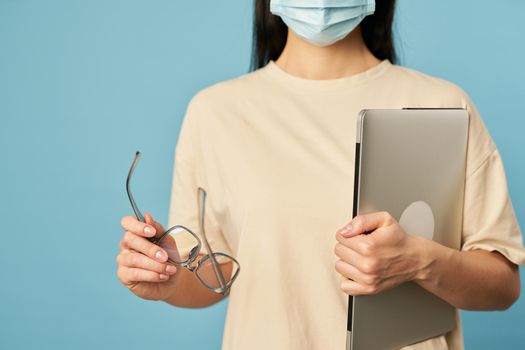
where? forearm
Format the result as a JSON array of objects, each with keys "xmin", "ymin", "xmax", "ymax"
[
  {"xmin": 413, "ymin": 236, "xmax": 521, "ymax": 310},
  {"xmin": 162, "ymin": 257, "xmax": 233, "ymax": 308},
  {"xmin": 162, "ymin": 268, "xmax": 226, "ymax": 308}
]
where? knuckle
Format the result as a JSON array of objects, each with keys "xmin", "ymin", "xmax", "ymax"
[
  {"xmin": 362, "ymin": 259, "xmax": 379, "ymax": 274},
  {"xmin": 360, "ymin": 241, "xmax": 375, "ymax": 255},
  {"xmin": 334, "ymin": 243, "xmax": 343, "ymax": 257},
  {"xmin": 365, "ymin": 274, "xmax": 378, "ymax": 285},
  {"xmin": 366, "ymin": 284, "xmax": 380, "ymax": 295},
  {"xmin": 385, "ymin": 226, "xmax": 397, "ymax": 238},
  {"xmin": 130, "ymin": 253, "xmax": 139, "ymax": 267},
  {"xmin": 116, "ymin": 267, "xmax": 126, "ymax": 283},
  {"xmin": 354, "ymin": 215, "xmax": 365, "ymax": 227},
  {"xmin": 340, "ymin": 281, "xmax": 351, "ymax": 294},
  {"xmin": 157, "ymin": 263, "xmax": 166, "ymax": 273},
  {"xmin": 334, "ymin": 259, "xmax": 344, "ymax": 273},
  {"xmin": 122, "ymin": 231, "xmax": 133, "ymax": 245},
  {"xmin": 342, "ymin": 282, "xmax": 361, "ymax": 296},
  {"xmin": 149, "ymin": 245, "xmax": 159, "ymax": 258},
  {"xmin": 131, "ymin": 268, "xmax": 140, "ymax": 281},
  {"xmin": 382, "ymin": 211, "xmax": 394, "ymax": 224},
  {"xmin": 120, "ymin": 215, "xmax": 131, "ymax": 228}
]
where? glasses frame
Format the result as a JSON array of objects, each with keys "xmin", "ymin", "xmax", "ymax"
[{"xmin": 126, "ymin": 151, "xmax": 240, "ymax": 295}]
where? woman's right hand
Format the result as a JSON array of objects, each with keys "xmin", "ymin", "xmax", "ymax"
[{"xmin": 117, "ymin": 213, "xmax": 179, "ymax": 301}]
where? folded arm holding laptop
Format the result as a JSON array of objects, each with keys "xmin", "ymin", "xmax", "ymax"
[{"xmin": 334, "ymin": 211, "xmax": 520, "ymax": 310}]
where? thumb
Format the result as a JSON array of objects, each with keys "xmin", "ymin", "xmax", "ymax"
[
  {"xmin": 145, "ymin": 213, "xmax": 181, "ymax": 261},
  {"xmin": 339, "ymin": 212, "xmax": 393, "ymax": 238}
]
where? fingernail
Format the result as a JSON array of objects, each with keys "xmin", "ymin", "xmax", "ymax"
[
  {"xmin": 159, "ymin": 274, "xmax": 169, "ymax": 280},
  {"xmin": 340, "ymin": 224, "xmax": 353, "ymax": 236},
  {"xmin": 155, "ymin": 251, "xmax": 166, "ymax": 261},
  {"xmin": 144, "ymin": 225, "xmax": 155, "ymax": 236},
  {"xmin": 166, "ymin": 265, "xmax": 177, "ymax": 274}
]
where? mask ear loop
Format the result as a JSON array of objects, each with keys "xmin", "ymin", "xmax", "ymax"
[{"xmin": 197, "ymin": 186, "xmax": 228, "ymax": 291}]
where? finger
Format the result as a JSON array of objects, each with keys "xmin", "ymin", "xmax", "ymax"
[
  {"xmin": 144, "ymin": 212, "xmax": 166, "ymax": 238},
  {"xmin": 334, "ymin": 242, "xmax": 372, "ymax": 273},
  {"xmin": 340, "ymin": 277, "xmax": 379, "ymax": 296},
  {"xmin": 118, "ymin": 266, "xmax": 170, "ymax": 284},
  {"xmin": 338, "ymin": 211, "xmax": 394, "ymax": 238},
  {"xmin": 117, "ymin": 252, "xmax": 177, "ymax": 275},
  {"xmin": 336, "ymin": 232, "xmax": 377, "ymax": 256},
  {"xmin": 120, "ymin": 215, "xmax": 157, "ymax": 238},
  {"xmin": 335, "ymin": 259, "xmax": 373, "ymax": 285},
  {"xmin": 121, "ymin": 231, "xmax": 169, "ymax": 262}
]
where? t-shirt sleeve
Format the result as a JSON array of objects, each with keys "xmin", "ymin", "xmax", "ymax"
[
  {"xmin": 167, "ymin": 96, "xmax": 233, "ymax": 258},
  {"xmin": 460, "ymin": 92, "xmax": 525, "ymax": 265}
]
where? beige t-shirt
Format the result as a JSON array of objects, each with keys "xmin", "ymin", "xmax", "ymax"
[{"xmin": 167, "ymin": 59, "xmax": 525, "ymax": 350}]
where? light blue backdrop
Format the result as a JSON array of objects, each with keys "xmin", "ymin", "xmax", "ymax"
[{"xmin": 1, "ymin": 1, "xmax": 523, "ymax": 349}]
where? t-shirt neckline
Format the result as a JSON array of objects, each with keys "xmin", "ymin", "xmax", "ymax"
[{"xmin": 263, "ymin": 59, "xmax": 392, "ymax": 92}]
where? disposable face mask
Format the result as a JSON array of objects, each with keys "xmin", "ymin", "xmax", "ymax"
[{"xmin": 270, "ymin": 0, "xmax": 375, "ymax": 47}]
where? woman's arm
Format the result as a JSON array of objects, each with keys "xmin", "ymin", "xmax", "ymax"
[
  {"xmin": 162, "ymin": 260, "xmax": 233, "ymax": 308},
  {"xmin": 118, "ymin": 214, "xmax": 231, "ymax": 308},
  {"xmin": 334, "ymin": 211, "xmax": 520, "ymax": 310},
  {"xmin": 414, "ymin": 239, "xmax": 520, "ymax": 310}
]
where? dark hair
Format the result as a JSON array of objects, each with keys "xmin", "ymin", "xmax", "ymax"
[{"xmin": 250, "ymin": 0, "xmax": 397, "ymax": 70}]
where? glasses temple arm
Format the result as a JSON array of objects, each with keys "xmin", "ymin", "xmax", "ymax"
[
  {"xmin": 198, "ymin": 187, "xmax": 228, "ymax": 290},
  {"xmin": 126, "ymin": 151, "xmax": 145, "ymax": 223}
]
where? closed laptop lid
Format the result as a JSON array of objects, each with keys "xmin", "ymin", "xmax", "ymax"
[{"xmin": 347, "ymin": 108, "xmax": 469, "ymax": 350}]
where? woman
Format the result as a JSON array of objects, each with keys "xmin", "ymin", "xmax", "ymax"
[{"xmin": 116, "ymin": 0, "xmax": 525, "ymax": 349}]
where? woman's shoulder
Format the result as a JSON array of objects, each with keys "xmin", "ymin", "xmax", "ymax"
[
  {"xmin": 187, "ymin": 68, "xmax": 266, "ymax": 111},
  {"xmin": 391, "ymin": 63, "xmax": 499, "ymax": 177},
  {"xmin": 384, "ymin": 63, "xmax": 471, "ymax": 106}
]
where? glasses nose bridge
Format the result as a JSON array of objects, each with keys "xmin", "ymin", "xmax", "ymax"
[{"xmin": 183, "ymin": 261, "xmax": 198, "ymax": 272}]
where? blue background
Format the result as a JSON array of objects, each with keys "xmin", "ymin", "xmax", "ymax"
[{"xmin": 1, "ymin": 0, "xmax": 523, "ymax": 349}]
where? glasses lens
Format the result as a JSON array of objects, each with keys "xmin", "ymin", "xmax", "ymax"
[
  {"xmin": 158, "ymin": 226, "xmax": 200, "ymax": 264},
  {"xmin": 195, "ymin": 253, "xmax": 240, "ymax": 291}
]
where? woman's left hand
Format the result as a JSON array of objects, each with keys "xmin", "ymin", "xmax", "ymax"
[{"xmin": 334, "ymin": 211, "xmax": 429, "ymax": 296}]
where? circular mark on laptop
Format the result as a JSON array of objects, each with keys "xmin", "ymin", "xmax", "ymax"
[{"xmin": 398, "ymin": 201, "xmax": 435, "ymax": 240}]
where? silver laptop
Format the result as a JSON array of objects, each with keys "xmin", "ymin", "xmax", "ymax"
[{"xmin": 346, "ymin": 108, "xmax": 469, "ymax": 350}]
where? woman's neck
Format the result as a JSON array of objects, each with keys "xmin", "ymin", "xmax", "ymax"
[{"xmin": 274, "ymin": 27, "xmax": 382, "ymax": 80}]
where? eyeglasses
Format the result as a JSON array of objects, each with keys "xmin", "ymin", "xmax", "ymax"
[{"xmin": 126, "ymin": 151, "xmax": 240, "ymax": 295}]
